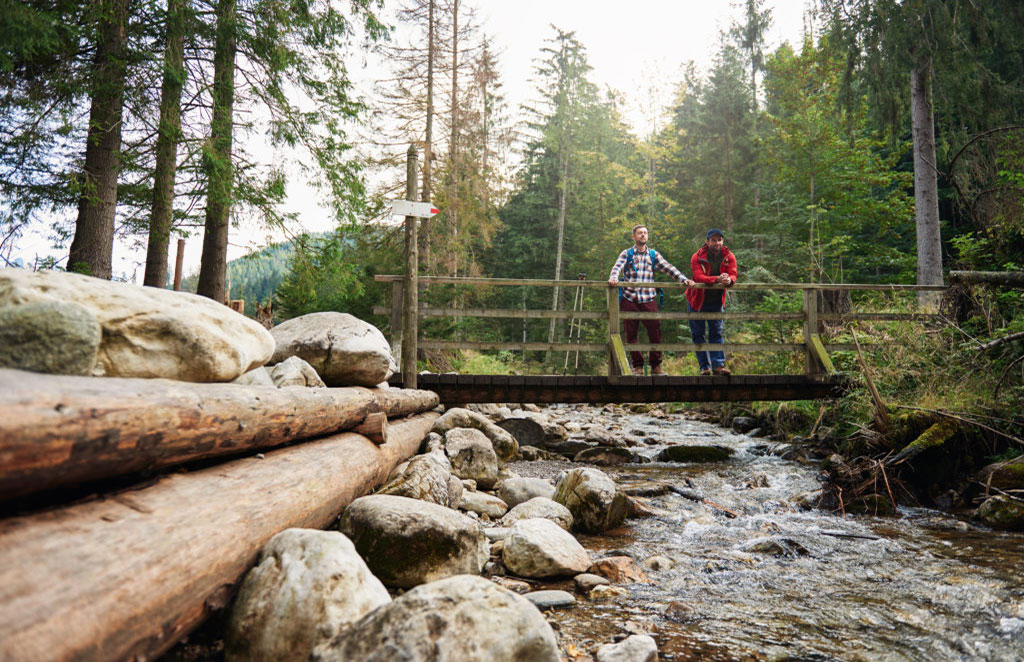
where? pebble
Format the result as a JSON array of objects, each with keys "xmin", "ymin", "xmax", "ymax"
[
  {"xmin": 573, "ymin": 573, "xmax": 611, "ymax": 593},
  {"xmin": 524, "ymin": 590, "xmax": 576, "ymax": 609}
]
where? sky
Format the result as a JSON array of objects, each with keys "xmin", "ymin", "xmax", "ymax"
[{"xmin": 8, "ymin": 0, "xmax": 812, "ymax": 282}]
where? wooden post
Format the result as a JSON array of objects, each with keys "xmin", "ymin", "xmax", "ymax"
[
  {"xmin": 172, "ymin": 238, "xmax": 185, "ymax": 291},
  {"xmin": 402, "ymin": 145, "xmax": 419, "ymax": 389},
  {"xmin": 389, "ymin": 280, "xmax": 404, "ymax": 366},
  {"xmin": 607, "ymin": 286, "xmax": 619, "ymax": 376},
  {"xmin": 803, "ymin": 288, "xmax": 819, "ymax": 375}
]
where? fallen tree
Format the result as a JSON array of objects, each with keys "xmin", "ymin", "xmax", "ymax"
[
  {"xmin": 0, "ymin": 369, "xmax": 439, "ymax": 501},
  {"xmin": 0, "ymin": 411, "xmax": 438, "ymax": 662}
]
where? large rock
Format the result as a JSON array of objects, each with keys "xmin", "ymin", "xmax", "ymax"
[
  {"xmin": 433, "ymin": 408, "xmax": 519, "ymax": 461},
  {"xmin": 377, "ymin": 453, "xmax": 455, "ymax": 507},
  {"xmin": 553, "ymin": 468, "xmax": 629, "ymax": 533},
  {"xmin": 225, "ymin": 529, "xmax": 390, "ymax": 662},
  {"xmin": 974, "ymin": 495, "xmax": 1024, "ymax": 531},
  {"xmin": 0, "ymin": 301, "xmax": 100, "ymax": 375},
  {"xmin": 270, "ymin": 312, "xmax": 396, "ymax": 387},
  {"xmin": 0, "ymin": 269, "xmax": 274, "ymax": 381},
  {"xmin": 657, "ymin": 445, "xmax": 734, "ymax": 463},
  {"xmin": 497, "ymin": 477, "xmax": 555, "ymax": 508},
  {"xmin": 445, "ymin": 428, "xmax": 500, "ymax": 489},
  {"xmin": 310, "ymin": 575, "xmax": 559, "ymax": 662},
  {"xmin": 269, "ymin": 355, "xmax": 325, "ymax": 387},
  {"xmin": 976, "ymin": 457, "xmax": 1024, "ymax": 492},
  {"xmin": 596, "ymin": 634, "xmax": 659, "ymax": 662},
  {"xmin": 574, "ymin": 446, "xmax": 636, "ymax": 466},
  {"xmin": 500, "ymin": 497, "xmax": 574, "ymax": 531},
  {"xmin": 339, "ymin": 495, "xmax": 488, "ymax": 588},
  {"xmin": 459, "ymin": 491, "xmax": 509, "ymax": 519},
  {"xmin": 588, "ymin": 556, "xmax": 650, "ymax": 584},
  {"xmin": 502, "ymin": 518, "xmax": 591, "ymax": 578},
  {"xmin": 497, "ymin": 415, "xmax": 567, "ymax": 448}
]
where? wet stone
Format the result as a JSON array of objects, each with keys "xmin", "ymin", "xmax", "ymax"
[
  {"xmin": 524, "ymin": 590, "xmax": 576, "ymax": 610},
  {"xmin": 573, "ymin": 573, "xmax": 610, "ymax": 593}
]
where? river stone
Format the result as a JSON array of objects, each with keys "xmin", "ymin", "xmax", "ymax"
[
  {"xmin": 269, "ymin": 312, "xmax": 396, "ymax": 387},
  {"xmin": 339, "ymin": 495, "xmax": 488, "ymax": 587},
  {"xmin": 269, "ymin": 355, "xmax": 325, "ymax": 387},
  {"xmin": 657, "ymin": 444, "xmax": 734, "ymax": 463},
  {"xmin": 0, "ymin": 301, "xmax": 100, "ymax": 375},
  {"xmin": 553, "ymin": 468, "xmax": 629, "ymax": 533},
  {"xmin": 731, "ymin": 416, "xmax": 759, "ymax": 433},
  {"xmin": 520, "ymin": 445, "xmax": 569, "ymax": 462},
  {"xmin": 447, "ymin": 474, "xmax": 464, "ymax": 509},
  {"xmin": 433, "ymin": 408, "xmax": 519, "ymax": 462},
  {"xmin": 588, "ymin": 556, "xmax": 650, "ymax": 584},
  {"xmin": 574, "ymin": 446, "xmax": 635, "ymax": 466},
  {"xmin": 643, "ymin": 555, "xmax": 675, "ymax": 571},
  {"xmin": 589, "ymin": 585, "xmax": 629, "ymax": 601},
  {"xmin": 377, "ymin": 453, "xmax": 453, "ymax": 506},
  {"xmin": 445, "ymin": 427, "xmax": 500, "ymax": 488},
  {"xmin": 523, "ymin": 590, "xmax": 576, "ymax": 610},
  {"xmin": 309, "ymin": 575, "xmax": 559, "ymax": 662},
  {"xmin": 502, "ymin": 518, "xmax": 591, "ymax": 578},
  {"xmin": 498, "ymin": 476, "xmax": 556, "ymax": 508},
  {"xmin": 0, "ymin": 269, "xmax": 274, "ymax": 381},
  {"xmin": 574, "ymin": 573, "xmax": 610, "ymax": 593},
  {"xmin": 974, "ymin": 495, "xmax": 1024, "ymax": 531},
  {"xmin": 460, "ymin": 491, "xmax": 509, "ymax": 518},
  {"xmin": 545, "ymin": 439, "xmax": 596, "ymax": 458},
  {"xmin": 500, "ymin": 497, "xmax": 574, "ymax": 531},
  {"xmin": 232, "ymin": 366, "xmax": 275, "ymax": 386},
  {"xmin": 596, "ymin": 634, "xmax": 659, "ymax": 662},
  {"xmin": 976, "ymin": 457, "xmax": 1024, "ymax": 492},
  {"xmin": 225, "ymin": 529, "xmax": 390, "ymax": 662}
]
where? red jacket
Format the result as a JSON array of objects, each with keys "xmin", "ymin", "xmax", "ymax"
[{"xmin": 686, "ymin": 246, "xmax": 738, "ymax": 310}]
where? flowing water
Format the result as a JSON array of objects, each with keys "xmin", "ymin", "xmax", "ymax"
[{"xmin": 511, "ymin": 406, "xmax": 1024, "ymax": 662}]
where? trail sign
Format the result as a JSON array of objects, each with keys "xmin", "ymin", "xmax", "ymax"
[{"xmin": 391, "ymin": 199, "xmax": 440, "ymax": 218}]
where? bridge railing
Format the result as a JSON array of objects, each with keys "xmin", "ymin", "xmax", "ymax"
[{"xmin": 373, "ymin": 275, "xmax": 945, "ymax": 379}]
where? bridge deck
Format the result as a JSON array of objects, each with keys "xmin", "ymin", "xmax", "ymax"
[{"xmin": 389, "ymin": 373, "xmax": 850, "ymax": 404}]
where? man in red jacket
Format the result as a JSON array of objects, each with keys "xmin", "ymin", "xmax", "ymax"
[{"xmin": 686, "ymin": 229, "xmax": 738, "ymax": 375}]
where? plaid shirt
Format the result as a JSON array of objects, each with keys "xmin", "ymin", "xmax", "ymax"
[{"xmin": 609, "ymin": 246, "xmax": 688, "ymax": 303}]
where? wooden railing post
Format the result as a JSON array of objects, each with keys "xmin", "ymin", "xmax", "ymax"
[
  {"xmin": 607, "ymin": 286, "xmax": 619, "ymax": 376},
  {"xmin": 402, "ymin": 145, "xmax": 419, "ymax": 389},
  {"xmin": 803, "ymin": 288, "xmax": 819, "ymax": 375},
  {"xmin": 389, "ymin": 280, "xmax": 404, "ymax": 365}
]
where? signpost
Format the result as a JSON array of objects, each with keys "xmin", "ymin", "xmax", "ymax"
[{"xmin": 391, "ymin": 200, "xmax": 439, "ymax": 219}]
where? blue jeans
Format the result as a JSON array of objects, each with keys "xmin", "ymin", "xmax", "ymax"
[{"xmin": 688, "ymin": 300, "xmax": 725, "ymax": 371}]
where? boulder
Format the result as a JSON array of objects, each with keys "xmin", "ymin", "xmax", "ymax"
[
  {"xmin": 269, "ymin": 355, "xmax": 325, "ymax": 388},
  {"xmin": 309, "ymin": 575, "xmax": 559, "ymax": 662},
  {"xmin": 232, "ymin": 366, "xmax": 275, "ymax": 387},
  {"xmin": 974, "ymin": 496, "xmax": 1024, "ymax": 531},
  {"xmin": 731, "ymin": 416, "xmax": 759, "ymax": 433},
  {"xmin": 445, "ymin": 428, "xmax": 500, "ymax": 489},
  {"xmin": 574, "ymin": 446, "xmax": 636, "ymax": 466},
  {"xmin": 433, "ymin": 408, "xmax": 518, "ymax": 461},
  {"xmin": 0, "ymin": 301, "xmax": 101, "ymax": 375},
  {"xmin": 339, "ymin": 495, "xmax": 488, "ymax": 587},
  {"xmin": 500, "ymin": 497, "xmax": 573, "ymax": 531},
  {"xmin": 976, "ymin": 457, "xmax": 1024, "ymax": 492},
  {"xmin": 270, "ymin": 312, "xmax": 396, "ymax": 387},
  {"xmin": 588, "ymin": 556, "xmax": 650, "ymax": 584},
  {"xmin": 502, "ymin": 518, "xmax": 591, "ymax": 578},
  {"xmin": 459, "ymin": 491, "xmax": 509, "ymax": 519},
  {"xmin": 553, "ymin": 468, "xmax": 629, "ymax": 533},
  {"xmin": 545, "ymin": 439, "xmax": 596, "ymax": 459},
  {"xmin": 377, "ymin": 453, "xmax": 453, "ymax": 506},
  {"xmin": 596, "ymin": 634, "xmax": 659, "ymax": 662},
  {"xmin": 498, "ymin": 477, "xmax": 556, "ymax": 508},
  {"xmin": 225, "ymin": 529, "xmax": 390, "ymax": 662},
  {"xmin": 497, "ymin": 415, "xmax": 567, "ymax": 448},
  {"xmin": 657, "ymin": 445, "xmax": 734, "ymax": 463},
  {"xmin": 0, "ymin": 269, "xmax": 273, "ymax": 381}
]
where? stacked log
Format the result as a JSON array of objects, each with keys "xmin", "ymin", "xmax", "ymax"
[{"xmin": 0, "ymin": 368, "xmax": 441, "ymax": 661}]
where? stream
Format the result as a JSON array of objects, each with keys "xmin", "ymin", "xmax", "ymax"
[{"xmin": 510, "ymin": 405, "xmax": 1024, "ymax": 662}]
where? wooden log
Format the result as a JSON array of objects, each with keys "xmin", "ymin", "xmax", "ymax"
[
  {"xmin": 0, "ymin": 369, "xmax": 439, "ymax": 502},
  {"xmin": 354, "ymin": 412, "xmax": 388, "ymax": 445},
  {"xmin": 0, "ymin": 411, "xmax": 439, "ymax": 662},
  {"xmin": 949, "ymin": 270, "xmax": 1024, "ymax": 289}
]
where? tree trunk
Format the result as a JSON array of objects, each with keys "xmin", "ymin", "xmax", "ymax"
[
  {"xmin": 143, "ymin": 0, "xmax": 186, "ymax": 288},
  {"xmin": 448, "ymin": 0, "xmax": 459, "ymax": 277},
  {"xmin": 949, "ymin": 271, "xmax": 1024, "ymax": 289},
  {"xmin": 547, "ymin": 151, "xmax": 569, "ymax": 349},
  {"xmin": 196, "ymin": 0, "xmax": 236, "ymax": 302},
  {"xmin": 0, "ymin": 412, "xmax": 438, "ymax": 662},
  {"xmin": 910, "ymin": 59, "xmax": 943, "ymax": 307},
  {"xmin": 420, "ymin": 0, "xmax": 434, "ymax": 272},
  {"xmin": 0, "ymin": 368, "xmax": 439, "ymax": 502},
  {"xmin": 67, "ymin": 0, "xmax": 130, "ymax": 280}
]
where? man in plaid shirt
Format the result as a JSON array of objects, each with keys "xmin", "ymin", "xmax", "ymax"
[{"xmin": 608, "ymin": 224, "xmax": 691, "ymax": 375}]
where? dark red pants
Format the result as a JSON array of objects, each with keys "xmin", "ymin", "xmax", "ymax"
[{"xmin": 620, "ymin": 299, "xmax": 661, "ymax": 368}]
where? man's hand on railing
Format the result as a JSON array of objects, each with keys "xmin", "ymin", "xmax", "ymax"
[{"xmin": 608, "ymin": 277, "xmax": 618, "ymax": 286}]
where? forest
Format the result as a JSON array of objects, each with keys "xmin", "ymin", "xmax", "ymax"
[{"xmin": 2, "ymin": 1, "xmax": 1024, "ymax": 505}]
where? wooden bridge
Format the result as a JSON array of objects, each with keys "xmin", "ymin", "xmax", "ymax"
[{"xmin": 374, "ymin": 273, "xmax": 943, "ymax": 404}]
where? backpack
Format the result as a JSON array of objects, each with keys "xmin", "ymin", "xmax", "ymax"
[{"xmin": 618, "ymin": 247, "xmax": 665, "ymax": 308}]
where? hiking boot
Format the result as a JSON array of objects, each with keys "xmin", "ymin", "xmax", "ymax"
[
  {"xmin": 631, "ymin": 366, "xmax": 645, "ymax": 376},
  {"xmin": 712, "ymin": 366, "xmax": 732, "ymax": 375},
  {"xmin": 700, "ymin": 368, "xmax": 712, "ymax": 376},
  {"xmin": 651, "ymin": 365, "xmax": 668, "ymax": 376}
]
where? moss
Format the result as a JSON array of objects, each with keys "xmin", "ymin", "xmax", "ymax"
[{"xmin": 891, "ymin": 418, "xmax": 959, "ymax": 464}]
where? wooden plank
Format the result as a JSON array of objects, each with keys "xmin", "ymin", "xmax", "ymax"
[
  {"xmin": 419, "ymin": 341, "xmax": 607, "ymax": 352},
  {"xmin": 807, "ymin": 334, "xmax": 836, "ymax": 374},
  {"xmin": 609, "ymin": 333, "xmax": 631, "ymax": 376}
]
